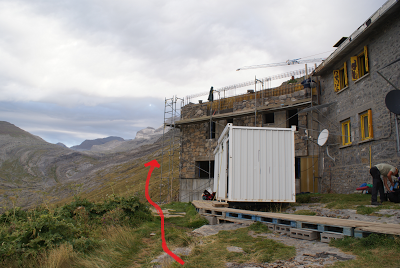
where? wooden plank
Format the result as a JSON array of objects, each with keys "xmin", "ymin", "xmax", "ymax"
[
  {"xmin": 212, "ymin": 202, "xmax": 229, "ymax": 207},
  {"xmin": 191, "ymin": 200, "xmax": 400, "ymax": 237},
  {"xmin": 356, "ymin": 226, "xmax": 400, "ymax": 236}
]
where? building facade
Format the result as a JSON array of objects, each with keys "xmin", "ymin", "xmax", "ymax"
[
  {"xmin": 176, "ymin": 83, "xmax": 320, "ymax": 202},
  {"xmin": 314, "ymin": 0, "xmax": 400, "ymax": 193}
]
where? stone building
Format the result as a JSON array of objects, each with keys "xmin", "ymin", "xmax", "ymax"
[
  {"xmin": 175, "ymin": 82, "xmax": 321, "ymax": 202},
  {"xmin": 313, "ymin": 0, "xmax": 400, "ymax": 193}
]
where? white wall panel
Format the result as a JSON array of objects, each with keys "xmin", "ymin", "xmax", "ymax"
[{"xmin": 214, "ymin": 124, "xmax": 295, "ymax": 202}]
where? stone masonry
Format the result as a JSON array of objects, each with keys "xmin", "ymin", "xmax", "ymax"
[
  {"xmin": 178, "ymin": 86, "xmax": 314, "ymax": 201},
  {"xmin": 316, "ymin": 5, "xmax": 400, "ymax": 194}
]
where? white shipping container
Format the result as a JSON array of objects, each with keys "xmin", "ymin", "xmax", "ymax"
[{"xmin": 214, "ymin": 124, "xmax": 296, "ymax": 202}]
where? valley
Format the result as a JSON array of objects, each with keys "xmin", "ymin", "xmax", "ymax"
[{"xmin": 0, "ymin": 121, "xmax": 179, "ymax": 211}]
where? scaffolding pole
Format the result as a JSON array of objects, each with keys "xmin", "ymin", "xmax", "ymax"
[{"xmin": 160, "ymin": 96, "xmax": 183, "ymax": 204}]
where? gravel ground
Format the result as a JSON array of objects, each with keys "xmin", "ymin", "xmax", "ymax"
[
  {"xmin": 193, "ymin": 224, "xmax": 355, "ymax": 268},
  {"xmin": 151, "ymin": 223, "xmax": 355, "ymax": 267}
]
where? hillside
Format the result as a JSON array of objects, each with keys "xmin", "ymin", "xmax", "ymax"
[
  {"xmin": 0, "ymin": 121, "xmax": 180, "ymax": 211},
  {"xmin": 70, "ymin": 136, "xmax": 125, "ymax": 150}
]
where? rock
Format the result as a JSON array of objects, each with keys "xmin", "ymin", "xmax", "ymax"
[
  {"xmin": 151, "ymin": 247, "xmax": 191, "ymax": 265},
  {"xmin": 226, "ymin": 246, "xmax": 245, "ymax": 253}
]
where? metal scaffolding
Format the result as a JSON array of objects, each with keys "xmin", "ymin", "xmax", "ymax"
[{"xmin": 160, "ymin": 96, "xmax": 183, "ymax": 203}]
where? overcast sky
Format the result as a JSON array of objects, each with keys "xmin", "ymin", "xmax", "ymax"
[{"xmin": 0, "ymin": 0, "xmax": 388, "ymax": 147}]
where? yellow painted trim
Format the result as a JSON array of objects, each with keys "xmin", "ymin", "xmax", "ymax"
[
  {"xmin": 350, "ymin": 56, "xmax": 359, "ymax": 80},
  {"xmin": 333, "ymin": 70, "xmax": 340, "ymax": 92},
  {"xmin": 360, "ymin": 109, "xmax": 374, "ymax": 141},
  {"xmin": 341, "ymin": 120, "xmax": 351, "ymax": 145},
  {"xmin": 368, "ymin": 109, "xmax": 373, "ymax": 138}
]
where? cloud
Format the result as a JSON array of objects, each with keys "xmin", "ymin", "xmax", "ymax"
[
  {"xmin": 0, "ymin": 97, "xmax": 164, "ymax": 147},
  {"xmin": 0, "ymin": 0, "xmax": 389, "ymax": 145}
]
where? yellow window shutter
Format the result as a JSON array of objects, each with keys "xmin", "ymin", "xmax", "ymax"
[
  {"xmin": 364, "ymin": 46, "xmax": 369, "ymax": 73},
  {"xmin": 350, "ymin": 56, "xmax": 359, "ymax": 80},
  {"xmin": 344, "ymin": 62, "xmax": 348, "ymax": 87},
  {"xmin": 333, "ymin": 70, "xmax": 340, "ymax": 91},
  {"xmin": 368, "ymin": 109, "xmax": 373, "ymax": 138}
]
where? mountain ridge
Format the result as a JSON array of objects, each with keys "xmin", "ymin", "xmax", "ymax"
[
  {"xmin": 0, "ymin": 121, "xmax": 174, "ymax": 211},
  {"xmin": 70, "ymin": 136, "xmax": 125, "ymax": 151}
]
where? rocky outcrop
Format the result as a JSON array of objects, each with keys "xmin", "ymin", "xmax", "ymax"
[{"xmin": 135, "ymin": 125, "xmax": 166, "ymax": 140}]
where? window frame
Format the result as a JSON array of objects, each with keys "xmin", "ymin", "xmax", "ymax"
[
  {"xmin": 341, "ymin": 119, "xmax": 352, "ymax": 146},
  {"xmin": 351, "ymin": 45, "xmax": 369, "ymax": 81},
  {"xmin": 333, "ymin": 62, "xmax": 348, "ymax": 92},
  {"xmin": 357, "ymin": 51, "xmax": 367, "ymax": 77},
  {"xmin": 360, "ymin": 109, "xmax": 373, "ymax": 141}
]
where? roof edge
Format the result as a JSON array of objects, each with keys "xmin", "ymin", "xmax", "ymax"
[{"xmin": 314, "ymin": 0, "xmax": 399, "ymax": 75}]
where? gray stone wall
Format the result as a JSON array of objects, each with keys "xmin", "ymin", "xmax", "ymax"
[
  {"xmin": 318, "ymin": 13, "xmax": 400, "ymax": 193},
  {"xmin": 179, "ymin": 88, "xmax": 314, "ymax": 201}
]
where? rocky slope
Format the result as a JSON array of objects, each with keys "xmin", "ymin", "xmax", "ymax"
[
  {"xmin": 87, "ymin": 125, "xmax": 169, "ymax": 154},
  {"xmin": 0, "ymin": 121, "xmax": 174, "ymax": 211},
  {"xmin": 70, "ymin": 136, "xmax": 125, "ymax": 151}
]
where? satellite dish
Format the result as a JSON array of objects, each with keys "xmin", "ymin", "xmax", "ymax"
[
  {"xmin": 385, "ymin": 90, "xmax": 400, "ymax": 115},
  {"xmin": 317, "ymin": 129, "xmax": 329, "ymax": 146}
]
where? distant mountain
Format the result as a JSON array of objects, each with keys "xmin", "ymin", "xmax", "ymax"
[
  {"xmin": 0, "ymin": 121, "xmax": 42, "ymax": 139},
  {"xmin": 90, "ymin": 125, "xmax": 168, "ymax": 153},
  {"xmin": 70, "ymin": 136, "xmax": 125, "ymax": 151},
  {"xmin": 56, "ymin": 142, "xmax": 68, "ymax": 148},
  {"xmin": 0, "ymin": 121, "xmax": 168, "ymax": 211}
]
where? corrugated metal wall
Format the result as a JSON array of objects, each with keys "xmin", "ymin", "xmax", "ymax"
[{"xmin": 214, "ymin": 124, "xmax": 296, "ymax": 202}]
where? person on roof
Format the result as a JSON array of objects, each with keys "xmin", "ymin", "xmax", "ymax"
[{"xmin": 369, "ymin": 163, "xmax": 398, "ymax": 205}]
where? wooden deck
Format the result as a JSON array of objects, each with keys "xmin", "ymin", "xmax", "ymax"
[{"xmin": 192, "ymin": 200, "xmax": 400, "ymax": 239}]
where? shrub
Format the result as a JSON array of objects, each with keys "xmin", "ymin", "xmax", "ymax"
[{"xmin": 0, "ymin": 194, "xmax": 153, "ymax": 263}]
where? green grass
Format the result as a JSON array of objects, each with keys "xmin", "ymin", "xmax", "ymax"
[
  {"xmin": 248, "ymin": 221, "xmax": 271, "ymax": 233},
  {"xmin": 330, "ymin": 234, "xmax": 400, "ymax": 268},
  {"xmin": 162, "ymin": 202, "xmax": 209, "ymax": 229},
  {"xmin": 294, "ymin": 209, "xmax": 317, "ymax": 216}
]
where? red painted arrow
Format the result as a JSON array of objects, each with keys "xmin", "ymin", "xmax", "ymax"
[{"xmin": 144, "ymin": 160, "xmax": 185, "ymax": 265}]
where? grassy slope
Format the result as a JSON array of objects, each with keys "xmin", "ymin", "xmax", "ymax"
[{"xmin": 53, "ymin": 139, "xmax": 181, "ymax": 207}]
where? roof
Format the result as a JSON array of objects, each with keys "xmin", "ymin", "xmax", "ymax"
[{"xmin": 314, "ymin": 0, "xmax": 400, "ymax": 76}]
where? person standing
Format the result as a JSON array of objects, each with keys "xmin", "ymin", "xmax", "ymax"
[{"xmin": 369, "ymin": 163, "xmax": 398, "ymax": 205}]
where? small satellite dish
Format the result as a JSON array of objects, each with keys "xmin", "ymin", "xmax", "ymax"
[
  {"xmin": 385, "ymin": 90, "xmax": 400, "ymax": 115},
  {"xmin": 317, "ymin": 129, "xmax": 329, "ymax": 146}
]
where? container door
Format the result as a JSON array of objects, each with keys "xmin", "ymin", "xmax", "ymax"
[{"xmin": 215, "ymin": 138, "xmax": 229, "ymax": 200}]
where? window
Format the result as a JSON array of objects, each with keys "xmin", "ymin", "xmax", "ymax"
[
  {"xmin": 287, "ymin": 109, "xmax": 298, "ymax": 128},
  {"xmin": 360, "ymin": 110, "xmax": 373, "ymax": 141},
  {"xmin": 333, "ymin": 62, "xmax": 348, "ymax": 91},
  {"xmin": 195, "ymin": 161, "xmax": 214, "ymax": 178},
  {"xmin": 341, "ymin": 119, "xmax": 351, "ymax": 146},
  {"xmin": 263, "ymin": 113, "xmax": 274, "ymax": 124},
  {"xmin": 350, "ymin": 46, "xmax": 369, "ymax": 80}
]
